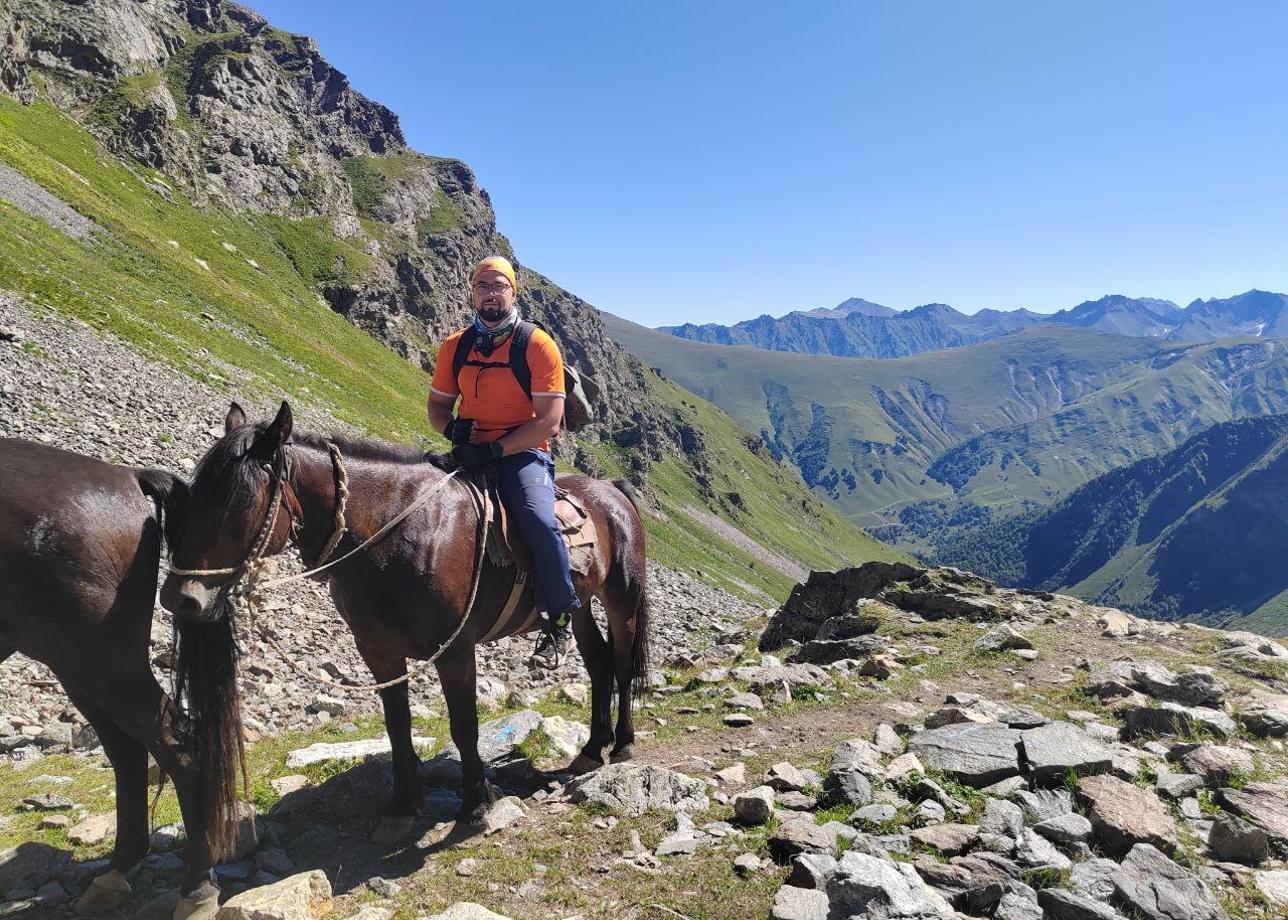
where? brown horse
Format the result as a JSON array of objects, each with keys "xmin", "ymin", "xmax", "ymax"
[
  {"xmin": 161, "ymin": 402, "xmax": 650, "ymax": 839},
  {"xmin": 0, "ymin": 439, "xmax": 242, "ymax": 919}
]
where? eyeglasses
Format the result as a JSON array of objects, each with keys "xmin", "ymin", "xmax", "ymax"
[{"xmin": 472, "ymin": 281, "xmax": 513, "ymax": 295}]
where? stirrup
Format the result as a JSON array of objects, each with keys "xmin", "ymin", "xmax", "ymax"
[{"xmin": 528, "ymin": 623, "xmax": 570, "ymax": 670}]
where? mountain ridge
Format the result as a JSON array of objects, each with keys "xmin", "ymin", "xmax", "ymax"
[{"xmin": 661, "ymin": 290, "xmax": 1288, "ymax": 359}]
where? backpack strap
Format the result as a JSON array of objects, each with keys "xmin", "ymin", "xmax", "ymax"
[
  {"xmin": 451, "ymin": 325, "xmax": 479, "ymax": 389},
  {"xmin": 507, "ymin": 320, "xmax": 536, "ymax": 399}
]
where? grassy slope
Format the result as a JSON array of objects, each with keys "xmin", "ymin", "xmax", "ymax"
[
  {"xmin": 0, "ymin": 98, "xmax": 900, "ymax": 603},
  {"xmin": 604, "ymin": 311, "xmax": 1288, "ymax": 528}
]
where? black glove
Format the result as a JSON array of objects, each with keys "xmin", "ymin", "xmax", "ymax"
[
  {"xmin": 453, "ymin": 441, "xmax": 503, "ymax": 472},
  {"xmin": 444, "ymin": 417, "xmax": 476, "ymax": 446}
]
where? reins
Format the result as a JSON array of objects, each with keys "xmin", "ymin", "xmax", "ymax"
[{"xmin": 169, "ymin": 443, "xmax": 485, "ymax": 691}]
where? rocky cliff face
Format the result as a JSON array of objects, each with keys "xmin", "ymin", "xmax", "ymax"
[{"xmin": 0, "ymin": 0, "xmax": 684, "ymax": 473}]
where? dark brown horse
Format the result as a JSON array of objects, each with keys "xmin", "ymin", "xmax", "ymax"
[
  {"xmin": 161, "ymin": 402, "xmax": 650, "ymax": 839},
  {"xmin": 0, "ymin": 439, "xmax": 243, "ymax": 919}
]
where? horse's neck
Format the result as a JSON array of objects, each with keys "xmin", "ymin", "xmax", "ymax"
[{"xmin": 288, "ymin": 444, "xmax": 444, "ymax": 563}]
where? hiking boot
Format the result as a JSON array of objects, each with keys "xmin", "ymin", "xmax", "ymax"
[{"xmin": 529, "ymin": 620, "xmax": 571, "ymax": 670}]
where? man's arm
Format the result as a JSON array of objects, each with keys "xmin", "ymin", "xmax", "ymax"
[
  {"xmin": 498, "ymin": 394, "xmax": 564, "ymax": 455},
  {"xmin": 427, "ymin": 390, "xmax": 457, "ymax": 437}
]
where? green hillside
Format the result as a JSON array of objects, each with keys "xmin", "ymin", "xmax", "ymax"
[
  {"xmin": 604, "ymin": 312, "xmax": 1288, "ymax": 536},
  {"xmin": 0, "ymin": 97, "xmax": 903, "ymax": 603},
  {"xmin": 937, "ymin": 415, "xmax": 1288, "ymax": 634}
]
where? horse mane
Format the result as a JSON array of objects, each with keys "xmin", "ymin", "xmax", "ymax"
[{"xmin": 292, "ymin": 431, "xmax": 455, "ymax": 471}]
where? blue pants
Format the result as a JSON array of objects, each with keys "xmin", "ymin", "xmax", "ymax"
[{"xmin": 496, "ymin": 449, "xmax": 579, "ymax": 623}]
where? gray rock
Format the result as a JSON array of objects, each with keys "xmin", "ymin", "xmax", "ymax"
[
  {"xmin": 366, "ymin": 877, "xmax": 401, "ymax": 898},
  {"xmin": 1154, "ymin": 772, "xmax": 1204, "ymax": 800},
  {"xmin": 1076, "ymin": 774, "xmax": 1178, "ymax": 857},
  {"xmin": 912, "ymin": 857, "xmax": 1005, "ymax": 915},
  {"xmin": 914, "ymin": 800, "xmax": 946, "ymax": 826},
  {"xmin": 1013, "ymin": 787, "xmax": 1073, "ymax": 824},
  {"xmin": 908, "ymin": 723, "xmax": 1022, "ymax": 787},
  {"xmin": 733, "ymin": 786, "xmax": 775, "ymax": 826},
  {"xmin": 566, "ymin": 763, "xmax": 708, "ymax": 815},
  {"xmin": 786, "ymin": 853, "xmax": 837, "ymax": 890},
  {"xmin": 769, "ymin": 819, "xmax": 841, "ymax": 863},
  {"xmin": 975, "ymin": 624, "xmax": 1033, "ymax": 652},
  {"xmin": 829, "ymin": 738, "xmax": 885, "ymax": 776},
  {"xmin": 770, "ymin": 885, "xmax": 829, "ymax": 920},
  {"xmin": 0, "ymin": 844, "xmax": 71, "ymax": 896},
  {"xmin": 825, "ymin": 850, "xmax": 953, "ymax": 919},
  {"xmin": 1021, "ymin": 721, "xmax": 1115, "ymax": 784},
  {"xmin": 994, "ymin": 883, "xmax": 1044, "ymax": 920},
  {"xmin": 1253, "ymin": 869, "xmax": 1288, "ymax": 908},
  {"xmin": 1179, "ymin": 744, "xmax": 1255, "ymax": 785},
  {"xmin": 1034, "ymin": 812, "xmax": 1093, "ymax": 845},
  {"xmin": 979, "ymin": 798, "xmax": 1023, "ymax": 838},
  {"xmin": 1122, "ymin": 703, "xmax": 1235, "ymax": 741},
  {"xmin": 481, "ymin": 796, "xmax": 525, "ymax": 836},
  {"xmin": 1216, "ymin": 782, "xmax": 1288, "ymax": 854},
  {"xmin": 820, "ymin": 768, "xmax": 872, "ymax": 808},
  {"xmin": 1014, "ymin": 828, "xmax": 1072, "ymax": 872},
  {"xmin": 1111, "ymin": 842, "xmax": 1226, "ymax": 920},
  {"xmin": 849, "ymin": 804, "xmax": 899, "ymax": 828},
  {"xmin": 1070, "ymin": 857, "xmax": 1121, "ymax": 902},
  {"xmin": 1207, "ymin": 811, "xmax": 1268, "ymax": 865},
  {"xmin": 875, "ymin": 723, "xmax": 904, "ymax": 755},
  {"xmin": 908, "ymin": 824, "xmax": 978, "ymax": 856},
  {"xmin": 1038, "ymin": 888, "xmax": 1127, "ymax": 920},
  {"xmin": 766, "ymin": 762, "xmax": 816, "ymax": 792},
  {"xmin": 914, "ymin": 778, "xmax": 971, "ymax": 817}
]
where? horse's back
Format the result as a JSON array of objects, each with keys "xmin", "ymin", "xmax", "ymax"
[{"xmin": 0, "ymin": 439, "xmax": 164, "ymax": 652}]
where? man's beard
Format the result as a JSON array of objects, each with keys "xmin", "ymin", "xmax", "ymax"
[{"xmin": 479, "ymin": 305, "xmax": 509, "ymax": 322}]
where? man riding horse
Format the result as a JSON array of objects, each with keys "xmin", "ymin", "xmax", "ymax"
[{"xmin": 427, "ymin": 256, "xmax": 578, "ymax": 669}]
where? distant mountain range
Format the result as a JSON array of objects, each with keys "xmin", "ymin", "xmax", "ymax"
[
  {"xmin": 603, "ymin": 314, "xmax": 1288, "ymax": 528},
  {"xmin": 934, "ymin": 415, "xmax": 1288, "ymax": 633},
  {"xmin": 660, "ymin": 290, "xmax": 1288, "ymax": 359}
]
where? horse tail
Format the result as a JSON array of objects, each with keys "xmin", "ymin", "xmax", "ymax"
[
  {"xmin": 135, "ymin": 468, "xmax": 189, "ymax": 556},
  {"xmin": 611, "ymin": 480, "xmax": 651, "ymax": 695},
  {"xmin": 173, "ymin": 598, "xmax": 247, "ymax": 861}
]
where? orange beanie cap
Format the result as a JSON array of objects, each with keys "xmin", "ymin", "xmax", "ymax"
[{"xmin": 470, "ymin": 255, "xmax": 517, "ymax": 290}]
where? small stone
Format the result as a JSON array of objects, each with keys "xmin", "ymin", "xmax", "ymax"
[
  {"xmin": 1033, "ymin": 813, "xmax": 1092, "ymax": 846},
  {"xmin": 67, "ymin": 813, "xmax": 115, "ymax": 846},
  {"xmin": 765, "ymin": 762, "xmax": 813, "ymax": 792},
  {"xmin": 714, "ymin": 763, "xmax": 747, "ymax": 786},
  {"xmin": 909, "ymin": 823, "xmax": 979, "ymax": 856},
  {"xmin": 482, "ymin": 797, "xmax": 525, "ymax": 836},
  {"xmin": 770, "ymin": 885, "xmax": 828, "ymax": 920},
  {"xmin": 733, "ymin": 786, "xmax": 775, "ymax": 826},
  {"xmin": 733, "ymin": 853, "xmax": 764, "ymax": 876},
  {"xmin": 22, "ymin": 794, "xmax": 72, "ymax": 811},
  {"xmin": 723, "ymin": 712, "xmax": 754, "ymax": 727},
  {"xmin": 271, "ymin": 775, "xmax": 308, "ymax": 797},
  {"xmin": 367, "ymin": 877, "xmax": 401, "ymax": 898},
  {"xmin": 456, "ymin": 857, "xmax": 477, "ymax": 877},
  {"xmin": 560, "ymin": 683, "xmax": 588, "ymax": 705}
]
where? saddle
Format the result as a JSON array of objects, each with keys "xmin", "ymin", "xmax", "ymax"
[{"xmin": 462, "ymin": 476, "xmax": 599, "ymax": 645}]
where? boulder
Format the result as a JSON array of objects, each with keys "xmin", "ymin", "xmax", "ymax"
[
  {"xmin": 979, "ymin": 799, "xmax": 1023, "ymax": 838},
  {"xmin": 1071, "ymin": 857, "xmax": 1121, "ymax": 902},
  {"xmin": 0, "ymin": 843, "xmax": 71, "ymax": 897},
  {"xmin": 820, "ymin": 768, "xmax": 872, "ymax": 809},
  {"xmin": 766, "ymin": 762, "xmax": 815, "ymax": 792},
  {"xmin": 786, "ymin": 853, "xmax": 838, "ymax": 890},
  {"xmin": 430, "ymin": 710, "xmax": 542, "ymax": 769},
  {"xmin": 1179, "ymin": 744, "xmax": 1254, "ymax": 785},
  {"xmin": 67, "ymin": 813, "xmax": 115, "ymax": 847},
  {"xmin": 1076, "ymin": 774, "xmax": 1177, "ymax": 857},
  {"xmin": 825, "ymin": 850, "xmax": 953, "ymax": 918},
  {"xmin": 974, "ymin": 624, "xmax": 1033, "ymax": 652},
  {"xmin": 1253, "ymin": 869, "xmax": 1288, "ymax": 908},
  {"xmin": 907, "ymin": 723, "xmax": 1023, "ymax": 787},
  {"xmin": 1207, "ymin": 811, "xmax": 1267, "ymax": 865},
  {"xmin": 566, "ymin": 764, "xmax": 708, "ymax": 816},
  {"xmin": 1014, "ymin": 828, "xmax": 1071, "ymax": 872},
  {"xmin": 1215, "ymin": 783, "xmax": 1288, "ymax": 851},
  {"xmin": 287, "ymin": 735, "xmax": 436, "ymax": 769},
  {"xmin": 770, "ymin": 885, "xmax": 829, "ymax": 920},
  {"xmin": 1034, "ymin": 813, "xmax": 1093, "ymax": 846},
  {"xmin": 1013, "ymin": 787, "xmax": 1073, "ymax": 824},
  {"xmin": 994, "ymin": 883, "xmax": 1044, "ymax": 920},
  {"xmin": 729, "ymin": 664, "xmax": 830, "ymax": 694},
  {"xmin": 828, "ymin": 738, "xmax": 885, "ymax": 777},
  {"xmin": 538, "ymin": 716, "xmax": 590, "ymax": 758},
  {"xmin": 758, "ymin": 563, "xmax": 922, "ymax": 650},
  {"xmin": 768, "ymin": 819, "xmax": 842, "ymax": 863},
  {"xmin": 1235, "ymin": 695, "xmax": 1288, "ymax": 738},
  {"xmin": 424, "ymin": 906, "xmax": 513, "ymax": 920},
  {"xmin": 1020, "ymin": 721, "xmax": 1114, "ymax": 783},
  {"xmin": 214, "ymin": 870, "xmax": 331, "ymax": 919},
  {"xmin": 733, "ymin": 786, "xmax": 775, "ymax": 826},
  {"xmin": 908, "ymin": 824, "xmax": 978, "ymax": 857},
  {"xmin": 1111, "ymin": 843, "xmax": 1225, "ymax": 920},
  {"xmin": 1154, "ymin": 772, "xmax": 1203, "ymax": 800},
  {"xmin": 1121, "ymin": 704, "xmax": 1234, "ymax": 741},
  {"xmin": 912, "ymin": 858, "xmax": 1006, "ymax": 915},
  {"xmin": 1037, "ymin": 888, "xmax": 1126, "ymax": 920}
]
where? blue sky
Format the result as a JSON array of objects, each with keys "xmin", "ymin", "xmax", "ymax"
[{"xmin": 249, "ymin": 1, "xmax": 1288, "ymax": 327}]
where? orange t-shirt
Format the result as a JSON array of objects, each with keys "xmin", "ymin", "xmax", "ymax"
[{"xmin": 430, "ymin": 325, "xmax": 565, "ymax": 451}]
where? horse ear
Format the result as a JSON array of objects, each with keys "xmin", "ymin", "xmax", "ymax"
[
  {"xmin": 251, "ymin": 401, "xmax": 294, "ymax": 459},
  {"xmin": 225, "ymin": 402, "xmax": 247, "ymax": 434}
]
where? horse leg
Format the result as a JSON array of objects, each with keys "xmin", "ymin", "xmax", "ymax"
[
  {"xmin": 567, "ymin": 601, "xmax": 614, "ymax": 775},
  {"xmin": 435, "ymin": 647, "xmax": 495, "ymax": 827},
  {"xmin": 362, "ymin": 651, "xmax": 423, "ymax": 845},
  {"xmin": 605, "ymin": 596, "xmax": 639, "ymax": 764},
  {"xmin": 60, "ymin": 683, "xmax": 148, "ymax": 916}
]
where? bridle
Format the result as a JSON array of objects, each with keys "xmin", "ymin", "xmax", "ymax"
[{"xmin": 167, "ymin": 440, "xmax": 482, "ymax": 691}]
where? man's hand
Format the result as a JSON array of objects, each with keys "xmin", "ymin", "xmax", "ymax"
[
  {"xmin": 453, "ymin": 441, "xmax": 503, "ymax": 472},
  {"xmin": 444, "ymin": 417, "xmax": 476, "ymax": 446}
]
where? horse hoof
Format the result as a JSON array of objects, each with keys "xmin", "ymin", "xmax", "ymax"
[
  {"xmin": 371, "ymin": 814, "xmax": 416, "ymax": 845},
  {"xmin": 567, "ymin": 753, "xmax": 603, "ymax": 775},
  {"xmin": 609, "ymin": 746, "xmax": 634, "ymax": 764},
  {"xmin": 75, "ymin": 870, "xmax": 131, "ymax": 915},
  {"xmin": 172, "ymin": 891, "xmax": 219, "ymax": 920}
]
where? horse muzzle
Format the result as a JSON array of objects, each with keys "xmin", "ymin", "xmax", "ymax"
[{"xmin": 160, "ymin": 574, "xmax": 228, "ymax": 623}]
